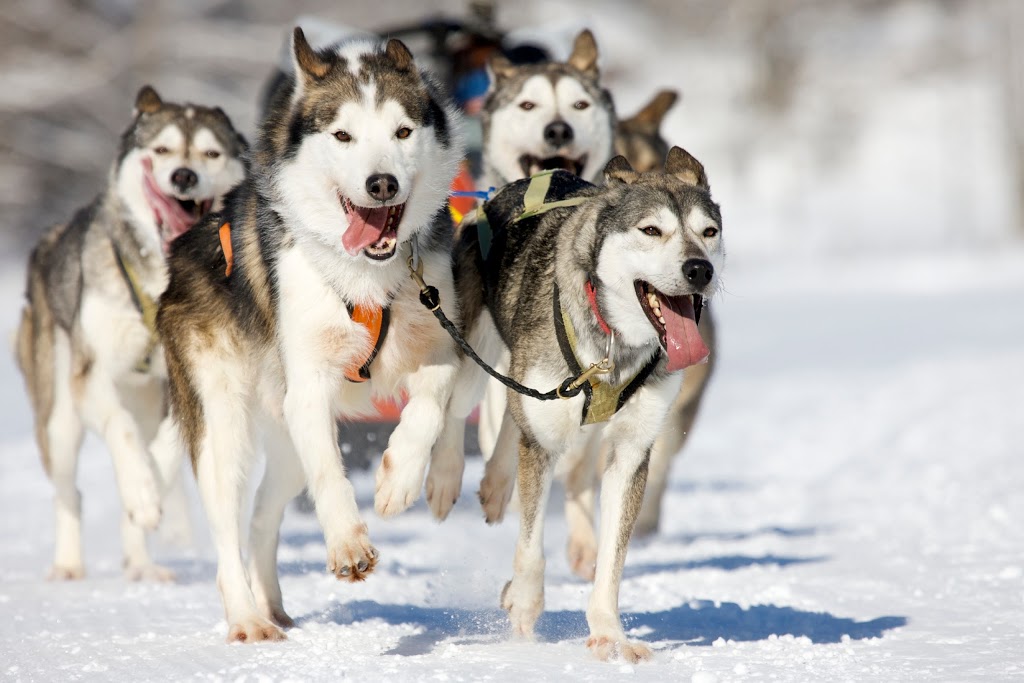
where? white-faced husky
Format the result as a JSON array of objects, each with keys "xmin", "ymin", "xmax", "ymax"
[
  {"xmin": 157, "ymin": 29, "xmax": 464, "ymax": 642},
  {"xmin": 438, "ymin": 150, "xmax": 723, "ymax": 661},
  {"xmin": 15, "ymin": 86, "xmax": 247, "ymax": 581},
  {"xmin": 479, "ymin": 29, "xmax": 614, "ymax": 189}
]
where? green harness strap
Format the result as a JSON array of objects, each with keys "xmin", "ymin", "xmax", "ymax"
[{"xmin": 113, "ymin": 244, "xmax": 160, "ymax": 373}]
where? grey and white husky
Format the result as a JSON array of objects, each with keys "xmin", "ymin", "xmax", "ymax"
[
  {"xmin": 14, "ymin": 86, "xmax": 247, "ymax": 581},
  {"xmin": 480, "ymin": 29, "xmax": 614, "ymax": 188},
  {"xmin": 436, "ymin": 150, "xmax": 723, "ymax": 661},
  {"xmin": 157, "ymin": 29, "xmax": 464, "ymax": 642}
]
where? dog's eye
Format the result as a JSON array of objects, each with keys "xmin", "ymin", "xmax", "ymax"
[
  {"xmin": 519, "ymin": 101, "xmax": 535, "ymax": 111},
  {"xmin": 205, "ymin": 150, "xmax": 221, "ymax": 159},
  {"xmin": 640, "ymin": 225, "xmax": 662, "ymax": 237},
  {"xmin": 334, "ymin": 130, "xmax": 352, "ymax": 142},
  {"xmin": 396, "ymin": 127, "xmax": 413, "ymax": 139},
  {"xmin": 703, "ymin": 227, "xmax": 719, "ymax": 238},
  {"xmin": 153, "ymin": 146, "xmax": 169, "ymax": 155},
  {"xmin": 574, "ymin": 100, "xmax": 590, "ymax": 110}
]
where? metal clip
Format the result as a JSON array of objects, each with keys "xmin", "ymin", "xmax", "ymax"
[{"xmin": 559, "ymin": 332, "xmax": 616, "ymax": 398}]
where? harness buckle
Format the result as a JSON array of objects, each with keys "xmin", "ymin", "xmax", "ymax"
[{"xmin": 558, "ymin": 332, "xmax": 615, "ymax": 399}]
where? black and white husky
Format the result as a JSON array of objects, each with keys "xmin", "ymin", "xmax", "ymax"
[
  {"xmin": 157, "ymin": 30, "xmax": 464, "ymax": 642},
  {"xmin": 15, "ymin": 86, "xmax": 247, "ymax": 581},
  {"xmin": 436, "ymin": 150, "xmax": 723, "ymax": 661}
]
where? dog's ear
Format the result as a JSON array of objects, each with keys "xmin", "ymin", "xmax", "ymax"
[
  {"xmin": 134, "ymin": 85, "xmax": 162, "ymax": 116},
  {"xmin": 292, "ymin": 27, "xmax": 333, "ymax": 83},
  {"xmin": 665, "ymin": 146, "xmax": 709, "ymax": 189},
  {"xmin": 487, "ymin": 54, "xmax": 517, "ymax": 86},
  {"xmin": 629, "ymin": 90, "xmax": 679, "ymax": 129},
  {"xmin": 568, "ymin": 29, "xmax": 599, "ymax": 79},
  {"xmin": 385, "ymin": 38, "xmax": 415, "ymax": 72},
  {"xmin": 604, "ymin": 155, "xmax": 639, "ymax": 185}
]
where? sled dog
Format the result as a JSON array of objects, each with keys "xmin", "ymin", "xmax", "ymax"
[
  {"xmin": 15, "ymin": 86, "xmax": 247, "ymax": 581},
  {"xmin": 440, "ymin": 150, "xmax": 723, "ymax": 661},
  {"xmin": 157, "ymin": 30, "xmax": 463, "ymax": 641}
]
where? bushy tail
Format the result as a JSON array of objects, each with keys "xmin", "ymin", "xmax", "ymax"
[{"xmin": 15, "ymin": 253, "xmax": 57, "ymax": 476}]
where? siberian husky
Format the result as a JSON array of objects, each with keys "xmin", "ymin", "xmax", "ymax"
[
  {"xmin": 440, "ymin": 150, "xmax": 723, "ymax": 661},
  {"xmin": 479, "ymin": 29, "xmax": 614, "ymax": 189},
  {"xmin": 156, "ymin": 29, "xmax": 463, "ymax": 642},
  {"xmin": 14, "ymin": 86, "xmax": 247, "ymax": 581}
]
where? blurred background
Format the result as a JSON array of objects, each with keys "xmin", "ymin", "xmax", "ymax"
[{"xmin": 2, "ymin": 0, "xmax": 1021, "ymax": 262}]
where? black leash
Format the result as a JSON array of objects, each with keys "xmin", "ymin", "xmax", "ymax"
[{"xmin": 407, "ymin": 252, "xmax": 614, "ymax": 402}]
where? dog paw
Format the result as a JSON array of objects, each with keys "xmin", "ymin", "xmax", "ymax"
[
  {"xmin": 586, "ymin": 635, "xmax": 653, "ymax": 663},
  {"xmin": 425, "ymin": 458, "xmax": 463, "ymax": 522},
  {"xmin": 500, "ymin": 578, "xmax": 543, "ymax": 638},
  {"xmin": 478, "ymin": 471, "xmax": 514, "ymax": 525},
  {"xmin": 227, "ymin": 617, "xmax": 287, "ymax": 643},
  {"xmin": 374, "ymin": 449, "xmax": 425, "ymax": 518},
  {"xmin": 123, "ymin": 562, "xmax": 176, "ymax": 583},
  {"xmin": 326, "ymin": 525, "xmax": 378, "ymax": 582},
  {"xmin": 121, "ymin": 471, "xmax": 162, "ymax": 531},
  {"xmin": 48, "ymin": 564, "xmax": 85, "ymax": 581},
  {"xmin": 567, "ymin": 537, "xmax": 597, "ymax": 582}
]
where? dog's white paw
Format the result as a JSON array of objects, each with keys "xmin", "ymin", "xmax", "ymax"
[
  {"xmin": 586, "ymin": 634, "xmax": 653, "ymax": 663},
  {"xmin": 478, "ymin": 469, "xmax": 514, "ymax": 524},
  {"xmin": 123, "ymin": 562, "xmax": 176, "ymax": 583},
  {"xmin": 227, "ymin": 616, "xmax": 287, "ymax": 643},
  {"xmin": 374, "ymin": 449, "xmax": 425, "ymax": 518},
  {"xmin": 425, "ymin": 456, "xmax": 463, "ymax": 521},
  {"xmin": 500, "ymin": 578, "xmax": 543, "ymax": 638},
  {"xmin": 326, "ymin": 523, "xmax": 378, "ymax": 582},
  {"xmin": 567, "ymin": 536, "xmax": 598, "ymax": 582},
  {"xmin": 120, "ymin": 468, "xmax": 161, "ymax": 530},
  {"xmin": 48, "ymin": 564, "xmax": 85, "ymax": 581}
]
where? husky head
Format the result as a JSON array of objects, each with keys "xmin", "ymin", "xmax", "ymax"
[
  {"xmin": 615, "ymin": 90, "xmax": 678, "ymax": 172},
  {"xmin": 481, "ymin": 30, "xmax": 614, "ymax": 186},
  {"xmin": 581, "ymin": 148, "xmax": 723, "ymax": 372},
  {"xmin": 265, "ymin": 28, "xmax": 463, "ymax": 264},
  {"xmin": 116, "ymin": 86, "xmax": 247, "ymax": 255}
]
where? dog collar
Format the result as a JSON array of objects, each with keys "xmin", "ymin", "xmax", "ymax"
[
  {"xmin": 343, "ymin": 302, "xmax": 390, "ymax": 383},
  {"xmin": 553, "ymin": 283, "xmax": 658, "ymax": 425},
  {"xmin": 584, "ymin": 279, "xmax": 611, "ymax": 336}
]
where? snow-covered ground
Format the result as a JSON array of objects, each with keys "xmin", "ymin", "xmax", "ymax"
[{"xmin": 2, "ymin": 244, "xmax": 1023, "ymax": 681}]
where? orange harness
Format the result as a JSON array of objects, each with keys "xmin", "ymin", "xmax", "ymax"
[{"xmin": 218, "ymin": 222, "xmax": 389, "ymax": 383}]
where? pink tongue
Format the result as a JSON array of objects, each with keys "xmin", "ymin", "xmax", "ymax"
[
  {"xmin": 342, "ymin": 205, "xmax": 389, "ymax": 256},
  {"xmin": 141, "ymin": 157, "xmax": 195, "ymax": 243},
  {"xmin": 660, "ymin": 294, "xmax": 709, "ymax": 372}
]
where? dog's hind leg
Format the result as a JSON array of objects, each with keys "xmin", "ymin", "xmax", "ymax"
[
  {"xmin": 248, "ymin": 424, "xmax": 306, "ymax": 629},
  {"xmin": 500, "ymin": 435, "xmax": 553, "ymax": 638},
  {"xmin": 149, "ymin": 415, "xmax": 192, "ymax": 548},
  {"xmin": 565, "ymin": 431, "xmax": 600, "ymax": 581},
  {"xmin": 426, "ymin": 414, "xmax": 465, "ymax": 521},
  {"xmin": 47, "ymin": 329, "xmax": 85, "ymax": 580}
]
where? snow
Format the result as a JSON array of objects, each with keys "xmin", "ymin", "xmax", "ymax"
[
  {"xmin": 3, "ymin": 2, "xmax": 1024, "ymax": 679},
  {"xmin": 2, "ymin": 244, "xmax": 1023, "ymax": 680}
]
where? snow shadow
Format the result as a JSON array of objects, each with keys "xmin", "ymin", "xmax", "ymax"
[
  {"xmin": 302, "ymin": 599, "xmax": 906, "ymax": 655},
  {"xmin": 658, "ymin": 524, "xmax": 822, "ymax": 546},
  {"xmin": 624, "ymin": 553, "xmax": 827, "ymax": 577}
]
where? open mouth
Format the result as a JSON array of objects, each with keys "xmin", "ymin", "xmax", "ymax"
[
  {"xmin": 518, "ymin": 154, "xmax": 587, "ymax": 178},
  {"xmin": 141, "ymin": 158, "xmax": 213, "ymax": 253},
  {"xmin": 340, "ymin": 196, "xmax": 405, "ymax": 261},
  {"xmin": 635, "ymin": 280, "xmax": 709, "ymax": 372}
]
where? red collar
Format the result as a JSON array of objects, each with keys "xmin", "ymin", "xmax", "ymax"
[{"xmin": 585, "ymin": 280, "xmax": 612, "ymax": 336}]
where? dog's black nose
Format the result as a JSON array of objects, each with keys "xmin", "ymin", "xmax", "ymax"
[
  {"xmin": 366, "ymin": 173, "xmax": 399, "ymax": 202},
  {"xmin": 171, "ymin": 167, "xmax": 197, "ymax": 191},
  {"xmin": 543, "ymin": 121, "xmax": 574, "ymax": 147},
  {"xmin": 683, "ymin": 259, "xmax": 714, "ymax": 287}
]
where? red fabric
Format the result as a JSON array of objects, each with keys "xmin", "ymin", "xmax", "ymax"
[{"xmin": 585, "ymin": 280, "xmax": 611, "ymax": 335}]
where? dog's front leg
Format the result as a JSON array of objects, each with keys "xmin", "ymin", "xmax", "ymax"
[
  {"xmin": 282, "ymin": 358, "xmax": 378, "ymax": 581},
  {"xmin": 375, "ymin": 349, "xmax": 459, "ymax": 517},
  {"xmin": 501, "ymin": 434, "xmax": 554, "ymax": 638}
]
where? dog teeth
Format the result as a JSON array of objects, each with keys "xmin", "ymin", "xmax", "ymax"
[{"xmin": 658, "ymin": 315, "xmax": 666, "ymax": 325}]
